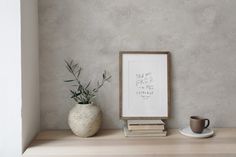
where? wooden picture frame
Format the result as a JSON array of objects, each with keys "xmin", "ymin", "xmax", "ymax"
[{"xmin": 119, "ymin": 51, "xmax": 171, "ymax": 119}]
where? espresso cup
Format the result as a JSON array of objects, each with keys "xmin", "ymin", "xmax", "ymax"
[{"xmin": 190, "ymin": 116, "xmax": 210, "ymax": 133}]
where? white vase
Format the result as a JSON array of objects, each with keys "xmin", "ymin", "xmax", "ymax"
[{"xmin": 68, "ymin": 103, "xmax": 102, "ymax": 137}]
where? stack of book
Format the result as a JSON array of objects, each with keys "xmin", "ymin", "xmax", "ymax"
[{"xmin": 123, "ymin": 119, "xmax": 167, "ymax": 137}]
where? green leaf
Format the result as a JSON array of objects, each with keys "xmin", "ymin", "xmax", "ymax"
[
  {"xmin": 69, "ymin": 60, "xmax": 73, "ymax": 66},
  {"xmin": 75, "ymin": 92, "xmax": 81, "ymax": 96},
  {"xmin": 72, "ymin": 63, "xmax": 78, "ymax": 71},
  {"xmin": 85, "ymin": 81, "xmax": 91, "ymax": 89},
  {"xmin": 70, "ymin": 90, "xmax": 76, "ymax": 95},
  {"xmin": 77, "ymin": 68, "xmax": 82, "ymax": 78},
  {"xmin": 106, "ymin": 75, "xmax": 112, "ymax": 81},
  {"xmin": 64, "ymin": 60, "xmax": 70, "ymax": 67},
  {"xmin": 64, "ymin": 79, "xmax": 74, "ymax": 82}
]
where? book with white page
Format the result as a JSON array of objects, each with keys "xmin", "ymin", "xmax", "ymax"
[
  {"xmin": 128, "ymin": 124, "xmax": 165, "ymax": 131},
  {"xmin": 127, "ymin": 120, "xmax": 165, "ymax": 125},
  {"xmin": 124, "ymin": 126, "xmax": 167, "ymax": 137}
]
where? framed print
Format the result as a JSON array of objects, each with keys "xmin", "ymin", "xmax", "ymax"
[{"xmin": 119, "ymin": 51, "xmax": 170, "ymax": 119}]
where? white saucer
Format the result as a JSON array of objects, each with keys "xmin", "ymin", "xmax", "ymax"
[{"xmin": 179, "ymin": 126, "xmax": 214, "ymax": 138}]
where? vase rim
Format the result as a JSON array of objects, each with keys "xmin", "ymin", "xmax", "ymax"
[{"xmin": 76, "ymin": 102, "xmax": 94, "ymax": 105}]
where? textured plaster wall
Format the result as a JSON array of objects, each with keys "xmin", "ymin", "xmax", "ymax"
[
  {"xmin": 39, "ymin": 0, "xmax": 236, "ymax": 129},
  {"xmin": 21, "ymin": 0, "xmax": 40, "ymax": 151}
]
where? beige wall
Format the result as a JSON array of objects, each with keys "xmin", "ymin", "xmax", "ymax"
[
  {"xmin": 21, "ymin": 0, "xmax": 40, "ymax": 151},
  {"xmin": 39, "ymin": 0, "xmax": 236, "ymax": 129}
]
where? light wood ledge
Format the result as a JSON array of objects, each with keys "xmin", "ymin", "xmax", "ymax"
[{"xmin": 23, "ymin": 128, "xmax": 236, "ymax": 157}]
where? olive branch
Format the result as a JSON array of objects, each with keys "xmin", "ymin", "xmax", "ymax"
[{"xmin": 64, "ymin": 60, "xmax": 111, "ymax": 104}]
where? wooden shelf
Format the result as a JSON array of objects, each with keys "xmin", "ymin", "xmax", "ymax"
[{"xmin": 23, "ymin": 128, "xmax": 236, "ymax": 157}]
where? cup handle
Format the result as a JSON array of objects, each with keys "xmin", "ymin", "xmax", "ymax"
[{"xmin": 204, "ymin": 119, "xmax": 210, "ymax": 128}]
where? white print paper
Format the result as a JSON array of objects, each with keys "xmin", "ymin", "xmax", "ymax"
[{"xmin": 122, "ymin": 54, "xmax": 168, "ymax": 118}]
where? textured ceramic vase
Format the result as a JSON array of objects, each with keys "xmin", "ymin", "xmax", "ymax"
[{"xmin": 68, "ymin": 103, "xmax": 102, "ymax": 137}]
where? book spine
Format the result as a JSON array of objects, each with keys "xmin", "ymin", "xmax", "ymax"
[
  {"xmin": 130, "ymin": 130, "xmax": 165, "ymax": 133},
  {"xmin": 128, "ymin": 125, "xmax": 165, "ymax": 131},
  {"xmin": 126, "ymin": 133, "xmax": 167, "ymax": 137},
  {"xmin": 127, "ymin": 120, "xmax": 164, "ymax": 125}
]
